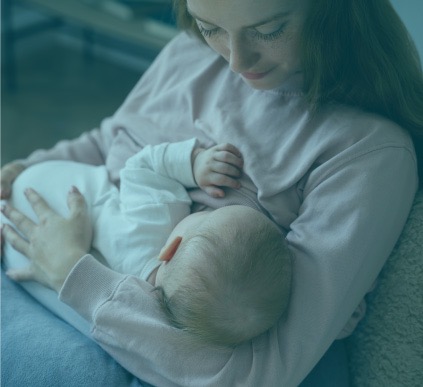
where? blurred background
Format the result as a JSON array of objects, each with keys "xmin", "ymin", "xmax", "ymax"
[
  {"xmin": 1, "ymin": 0, "xmax": 422, "ymax": 166},
  {"xmin": 1, "ymin": 0, "xmax": 177, "ymax": 164}
]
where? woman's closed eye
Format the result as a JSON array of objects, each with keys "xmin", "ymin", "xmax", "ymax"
[
  {"xmin": 196, "ymin": 20, "xmax": 288, "ymax": 42},
  {"xmin": 251, "ymin": 22, "xmax": 287, "ymax": 41},
  {"xmin": 196, "ymin": 20, "xmax": 220, "ymax": 38}
]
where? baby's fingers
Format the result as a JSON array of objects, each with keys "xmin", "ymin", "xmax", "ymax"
[
  {"xmin": 209, "ymin": 172, "xmax": 241, "ymax": 190},
  {"xmin": 203, "ymin": 186, "xmax": 226, "ymax": 198},
  {"xmin": 213, "ymin": 144, "xmax": 243, "ymax": 169},
  {"xmin": 212, "ymin": 161, "xmax": 242, "ymax": 179},
  {"xmin": 215, "ymin": 143, "xmax": 242, "ymax": 158}
]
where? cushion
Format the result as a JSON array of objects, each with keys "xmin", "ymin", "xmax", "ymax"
[{"xmin": 346, "ymin": 188, "xmax": 423, "ymax": 386}]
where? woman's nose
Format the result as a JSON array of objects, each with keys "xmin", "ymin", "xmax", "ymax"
[{"xmin": 228, "ymin": 35, "xmax": 260, "ymax": 73}]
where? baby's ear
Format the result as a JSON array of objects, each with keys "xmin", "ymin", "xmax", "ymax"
[{"xmin": 158, "ymin": 236, "xmax": 183, "ymax": 262}]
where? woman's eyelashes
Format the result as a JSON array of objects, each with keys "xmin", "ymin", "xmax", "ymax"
[
  {"xmin": 196, "ymin": 21, "xmax": 287, "ymax": 42},
  {"xmin": 251, "ymin": 23, "xmax": 287, "ymax": 41},
  {"xmin": 197, "ymin": 23, "xmax": 220, "ymax": 38}
]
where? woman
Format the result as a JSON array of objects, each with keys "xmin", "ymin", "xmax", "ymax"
[{"xmin": 2, "ymin": 0, "xmax": 422, "ymax": 385}]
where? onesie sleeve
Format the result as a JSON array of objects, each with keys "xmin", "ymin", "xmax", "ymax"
[
  {"xmin": 103, "ymin": 139, "xmax": 197, "ymax": 280},
  {"xmin": 59, "ymin": 144, "xmax": 418, "ymax": 387},
  {"xmin": 119, "ymin": 138, "xmax": 197, "ymax": 213},
  {"xmin": 124, "ymin": 138, "xmax": 198, "ymax": 188}
]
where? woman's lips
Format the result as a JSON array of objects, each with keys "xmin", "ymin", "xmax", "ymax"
[{"xmin": 241, "ymin": 69, "xmax": 273, "ymax": 80}]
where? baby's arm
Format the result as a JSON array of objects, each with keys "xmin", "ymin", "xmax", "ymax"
[
  {"xmin": 122, "ymin": 139, "xmax": 243, "ymax": 199},
  {"xmin": 192, "ymin": 143, "xmax": 243, "ymax": 198}
]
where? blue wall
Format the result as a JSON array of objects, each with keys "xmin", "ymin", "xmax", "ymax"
[{"xmin": 391, "ymin": 0, "xmax": 423, "ymax": 60}]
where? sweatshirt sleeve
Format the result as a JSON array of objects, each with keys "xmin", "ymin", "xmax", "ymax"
[
  {"xmin": 20, "ymin": 125, "xmax": 111, "ymax": 168},
  {"xmin": 279, "ymin": 144, "xmax": 418, "ymax": 383},
  {"xmin": 59, "ymin": 144, "xmax": 418, "ymax": 387}
]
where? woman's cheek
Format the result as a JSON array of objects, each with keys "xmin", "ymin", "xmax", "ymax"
[{"xmin": 205, "ymin": 37, "xmax": 230, "ymax": 62}]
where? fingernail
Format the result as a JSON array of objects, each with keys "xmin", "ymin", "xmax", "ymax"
[{"xmin": 69, "ymin": 185, "xmax": 80, "ymax": 194}]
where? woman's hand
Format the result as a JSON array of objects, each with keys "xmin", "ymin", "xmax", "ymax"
[
  {"xmin": 192, "ymin": 143, "xmax": 243, "ymax": 198},
  {"xmin": 1, "ymin": 162, "xmax": 26, "ymax": 199},
  {"xmin": 1, "ymin": 187, "xmax": 92, "ymax": 292}
]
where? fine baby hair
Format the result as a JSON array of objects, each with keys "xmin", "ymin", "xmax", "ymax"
[{"xmin": 155, "ymin": 205, "xmax": 292, "ymax": 347}]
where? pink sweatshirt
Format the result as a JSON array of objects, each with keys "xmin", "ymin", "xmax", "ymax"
[{"xmin": 23, "ymin": 32, "xmax": 418, "ymax": 386}]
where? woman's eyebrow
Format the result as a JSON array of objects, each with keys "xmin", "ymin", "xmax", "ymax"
[
  {"xmin": 187, "ymin": 8, "xmax": 216, "ymax": 24},
  {"xmin": 249, "ymin": 11, "xmax": 292, "ymax": 28},
  {"xmin": 187, "ymin": 8, "xmax": 291, "ymax": 28}
]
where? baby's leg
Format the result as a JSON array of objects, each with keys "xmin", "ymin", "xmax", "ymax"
[
  {"xmin": 9, "ymin": 160, "xmax": 117, "ymax": 218},
  {"xmin": 2, "ymin": 160, "xmax": 116, "ymax": 335}
]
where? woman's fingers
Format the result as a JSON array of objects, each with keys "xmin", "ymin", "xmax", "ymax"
[
  {"xmin": 23, "ymin": 188, "xmax": 55, "ymax": 220},
  {"xmin": 67, "ymin": 186, "xmax": 88, "ymax": 218},
  {"xmin": 2, "ymin": 224, "xmax": 30, "ymax": 257},
  {"xmin": 6, "ymin": 266, "xmax": 35, "ymax": 282},
  {"xmin": 1, "ymin": 204, "xmax": 36, "ymax": 238},
  {"xmin": 2, "ymin": 186, "xmax": 92, "ymax": 291}
]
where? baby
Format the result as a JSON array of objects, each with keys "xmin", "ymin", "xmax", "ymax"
[
  {"xmin": 6, "ymin": 139, "xmax": 292, "ymax": 347},
  {"xmin": 150, "ymin": 204, "xmax": 292, "ymax": 347}
]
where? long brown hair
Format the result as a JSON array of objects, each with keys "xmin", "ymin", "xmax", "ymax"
[
  {"xmin": 301, "ymin": 0, "xmax": 423, "ymax": 176},
  {"xmin": 173, "ymin": 0, "xmax": 423, "ymax": 178}
]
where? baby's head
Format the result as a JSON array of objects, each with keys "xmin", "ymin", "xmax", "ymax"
[{"xmin": 154, "ymin": 205, "xmax": 292, "ymax": 347}]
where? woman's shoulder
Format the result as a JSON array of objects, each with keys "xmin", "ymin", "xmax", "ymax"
[
  {"xmin": 301, "ymin": 103, "xmax": 418, "ymax": 186},
  {"xmin": 315, "ymin": 104, "xmax": 415, "ymax": 154}
]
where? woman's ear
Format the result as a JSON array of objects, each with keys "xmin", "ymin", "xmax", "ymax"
[{"xmin": 158, "ymin": 236, "xmax": 183, "ymax": 262}]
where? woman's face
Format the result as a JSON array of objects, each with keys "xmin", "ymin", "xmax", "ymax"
[{"xmin": 186, "ymin": 0, "xmax": 310, "ymax": 90}]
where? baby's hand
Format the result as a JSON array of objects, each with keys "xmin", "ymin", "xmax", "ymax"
[{"xmin": 193, "ymin": 143, "xmax": 243, "ymax": 198}]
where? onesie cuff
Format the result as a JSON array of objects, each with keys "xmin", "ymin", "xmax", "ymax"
[{"xmin": 163, "ymin": 138, "xmax": 198, "ymax": 188}]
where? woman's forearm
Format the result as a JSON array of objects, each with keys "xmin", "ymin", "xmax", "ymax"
[{"xmin": 59, "ymin": 256, "xmax": 258, "ymax": 387}]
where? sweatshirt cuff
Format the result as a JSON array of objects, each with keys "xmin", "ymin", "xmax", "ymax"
[{"xmin": 59, "ymin": 255, "xmax": 128, "ymax": 323}]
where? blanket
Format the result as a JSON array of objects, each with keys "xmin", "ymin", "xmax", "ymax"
[{"xmin": 0, "ymin": 269, "xmax": 142, "ymax": 387}]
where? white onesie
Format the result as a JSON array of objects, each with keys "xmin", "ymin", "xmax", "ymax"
[{"xmin": 7, "ymin": 138, "xmax": 197, "ymax": 281}]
